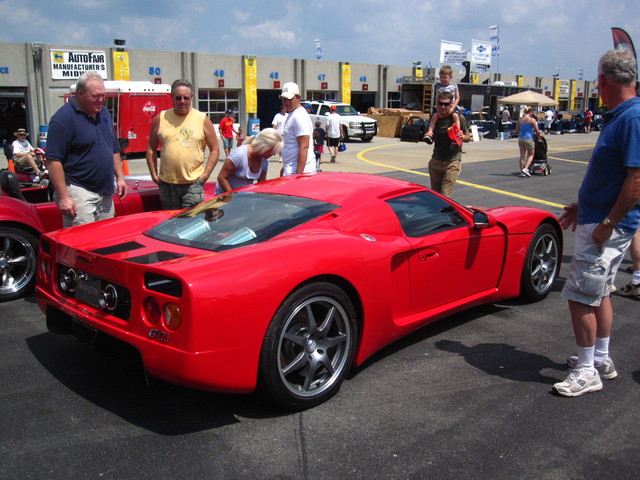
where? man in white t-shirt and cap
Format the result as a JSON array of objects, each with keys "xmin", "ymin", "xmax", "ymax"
[
  {"xmin": 326, "ymin": 105, "xmax": 344, "ymax": 162},
  {"xmin": 279, "ymin": 82, "xmax": 316, "ymax": 176}
]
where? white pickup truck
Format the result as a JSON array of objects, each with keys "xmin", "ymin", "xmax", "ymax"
[{"xmin": 305, "ymin": 100, "xmax": 377, "ymax": 142}]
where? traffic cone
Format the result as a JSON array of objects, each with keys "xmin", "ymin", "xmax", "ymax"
[
  {"xmin": 7, "ymin": 158, "xmax": 15, "ymax": 172},
  {"xmin": 121, "ymin": 157, "xmax": 130, "ymax": 175}
]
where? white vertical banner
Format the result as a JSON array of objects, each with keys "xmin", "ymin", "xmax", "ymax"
[
  {"xmin": 471, "ymin": 39, "xmax": 492, "ymax": 66},
  {"xmin": 440, "ymin": 40, "xmax": 462, "ymax": 64},
  {"xmin": 489, "ymin": 25, "xmax": 500, "ymax": 57},
  {"xmin": 314, "ymin": 38, "xmax": 323, "ymax": 60}
]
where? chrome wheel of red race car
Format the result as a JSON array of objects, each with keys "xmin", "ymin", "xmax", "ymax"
[
  {"xmin": 259, "ymin": 282, "xmax": 358, "ymax": 410},
  {"xmin": 520, "ymin": 223, "xmax": 560, "ymax": 301},
  {"xmin": 0, "ymin": 226, "xmax": 38, "ymax": 302}
]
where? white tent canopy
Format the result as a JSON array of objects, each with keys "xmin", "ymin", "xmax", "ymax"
[{"xmin": 497, "ymin": 90, "xmax": 558, "ymax": 106}]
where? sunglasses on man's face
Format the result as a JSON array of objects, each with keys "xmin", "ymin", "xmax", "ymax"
[
  {"xmin": 174, "ymin": 95, "xmax": 191, "ymax": 101},
  {"xmin": 438, "ymin": 102, "xmax": 452, "ymax": 107}
]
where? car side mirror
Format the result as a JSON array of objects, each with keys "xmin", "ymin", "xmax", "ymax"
[{"xmin": 473, "ymin": 210, "xmax": 497, "ymax": 229}]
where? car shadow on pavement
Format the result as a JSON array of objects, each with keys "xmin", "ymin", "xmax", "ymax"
[
  {"xmin": 26, "ymin": 332, "xmax": 287, "ymax": 434},
  {"xmin": 348, "ymin": 302, "xmax": 566, "ymax": 387},
  {"xmin": 349, "ymin": 304, "xmax": 507, "ymax": 377},
  {"xmin": 434, "ymin": 339, "xmax": 566, "ymax": 385}
]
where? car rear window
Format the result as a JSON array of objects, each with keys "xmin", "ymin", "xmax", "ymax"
[{"xmin": 145, "ymin": 192, "xmax": 338, "ymax": 251}]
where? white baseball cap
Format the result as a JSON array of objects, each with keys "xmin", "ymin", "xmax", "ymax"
[{"xmin": 280, "ymin": 82, "xmax": 300, "ymax": 99}]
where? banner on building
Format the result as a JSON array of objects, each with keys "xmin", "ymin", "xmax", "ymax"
[
  {"xmin": 471, "ymin": 63, "xmax": 491, "ymax": 73},
  {"xmin": 442, "ymin": 50, "xmax": 468, "ymax": 65},
  {"xmin": 50, "ymin": 49, "xmax": 108, "ymax": 79},
  {"xmin": 440, "ymin": 40, "xmax": 462, "ymax": 64},
  {"xmin": 244, "ymin": 57, "xmax": 257, "ymax": 114},
  {"xmin": 341, "ymin": 64, "xmax": 351, "ymax": 105},
  {"xmin": 471, "ymin": 40, "xmax": 492, "ymax": 66},
  {"xmin": 113, "ymin": 52, "xmax": 130, "ymax": 81},
  {"xmin": 489, "ymin": 25, "xmax": 500, "ymax": 57}
]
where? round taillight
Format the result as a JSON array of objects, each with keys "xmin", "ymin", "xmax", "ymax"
[
  {"xmin": 144, "ymin": 297, "xmax": 162, "ymax": 325},
  {"xmin": 163, "ymin": 303, "xmax": 181, "ymax": 331}
]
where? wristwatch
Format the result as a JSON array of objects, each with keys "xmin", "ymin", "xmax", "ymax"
[{"xmin": 602, "ymin": 217, "xmax": 616, "ymax": 227}]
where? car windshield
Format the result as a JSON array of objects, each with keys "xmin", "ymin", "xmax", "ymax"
[
  {"xmin": 335, "ymin": 105, "xmax": 359, "ymax": 116},
  {"xmin": 145, "ymin": 192, "xmax": 338, "ymax": 252}
]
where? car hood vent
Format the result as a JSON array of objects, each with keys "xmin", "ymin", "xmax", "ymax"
[
  {"xmin": 125, "ymin": 251, "xmax": 187, "ymax": 265},
  {"xmin": 90, "ymin": 241, "xmax": 145, "ymax": 256}
]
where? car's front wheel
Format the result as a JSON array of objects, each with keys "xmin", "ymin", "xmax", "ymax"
[
  {"xmin": 258, "ymin": 282, "xmax": 358, "ymax": 410},
  {"xmin": 0, "ymin": 226, "xmax": 39, "ymax": 302},
  {"xmin": 520, "ymin": 223, "xmax": 560, "ymax": 301}
]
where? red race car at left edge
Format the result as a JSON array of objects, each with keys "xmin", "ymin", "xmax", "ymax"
[
  {"xmin": 36, "ymin": 172, "xmax": 563, "ymax": 410},
  {"xmin": 0, "ymin": 169, "xmax": 216, "ymax": 301}
]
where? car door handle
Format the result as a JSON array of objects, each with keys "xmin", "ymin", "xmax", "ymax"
[{"xmin": 418, "ymin": 249, "xmax": 439, "ymax": 261}]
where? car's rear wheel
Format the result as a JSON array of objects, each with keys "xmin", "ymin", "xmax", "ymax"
[
  {"xmin": 0, "ymin": 226, "xmax": 38, "ymax": 302},
  {"xmin": 258, "ymin": 282, "xmax": 357, "ymax": 410},
  {"xmin": 520, "ymin": 223, "xmax": 560, "ymax": 301}
]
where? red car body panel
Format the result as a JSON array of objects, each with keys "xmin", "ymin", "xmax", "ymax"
[{"xmin": 36, "ymin": 172, "xmax": 562, "ymax": 394}]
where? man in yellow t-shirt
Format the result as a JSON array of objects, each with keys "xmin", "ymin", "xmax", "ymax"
[{"xmin": 146, "ymin": 79, "xmax": 219, "ymax": 209}]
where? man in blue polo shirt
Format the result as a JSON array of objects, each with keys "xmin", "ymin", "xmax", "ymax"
[
  {"xmin": 554, "ymin": 48, "xmax": 640, "ymax": 397},
  {"xmin": 47, "ymin": 72, "xmax": 127, "ymax": 227}
]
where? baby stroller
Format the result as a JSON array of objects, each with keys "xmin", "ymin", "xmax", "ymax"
[{"xmin": 529, "ymin": 136, "xmax": 551, "ymax": 176}]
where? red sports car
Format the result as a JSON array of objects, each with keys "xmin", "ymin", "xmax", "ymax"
[
  {"xmin": 36, "ymin": 172, "xmax": 562, "ymax": 410},
  {"xmin": 1, "ymin": 170, "xmax": 194, "ymax": 302}
]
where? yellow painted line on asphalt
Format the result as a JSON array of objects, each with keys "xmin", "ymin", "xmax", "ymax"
[
  {"xmin": 357, "ymin": 143, "xmax": 566, "ymax": 209},
  {"xmin": 548, "ymin": 155, "xmax": 588, "ymax": 164},
  {"xmin": 547, "ymin": 143, "xmax": 594, "ymax": 164}
]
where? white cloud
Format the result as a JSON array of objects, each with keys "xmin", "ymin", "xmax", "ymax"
[
  {"xmin": 1, "ymin": 0, "xmax": 639, "ymax": 80},
  {"xmin": 232, "ymin": 9, "xmax": 251, "ymax": 22}
]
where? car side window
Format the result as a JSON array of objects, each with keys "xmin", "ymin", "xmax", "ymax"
[
  {"xmin": 386, "ymin": 191, "xmax": 467, "ymax": 237},
  {"xmin": 319, "ymin": 105, "xmax": 330, "ymax": 116}
]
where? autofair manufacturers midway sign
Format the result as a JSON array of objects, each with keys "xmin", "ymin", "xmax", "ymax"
[{"xmin": 50, "ymin": 49, "xmax": 108, "ymax": 79}]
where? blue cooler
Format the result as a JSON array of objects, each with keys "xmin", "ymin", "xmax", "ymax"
[
  {"xmin": 39, "ymin": 125, "xmax": 48, "ymax": 148},
  {"xmin": 248, "ymin": 118, "xmax": 260, "ymax": 135}
]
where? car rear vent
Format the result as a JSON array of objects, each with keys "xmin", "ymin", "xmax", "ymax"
[
  {"xmin": 126, "ymin": 251, "xmax": 187, "ymax": 264},
  {"xmin": 41, "ymin": 238, "xmax": 51, "ymax": 254},
  {"xmin": 144, "ymin": 273, "xmax": 183, "ymax": 297},
  {"xmin": 91, "ymin": 241, "xmax": 145, "ymax": 256}
]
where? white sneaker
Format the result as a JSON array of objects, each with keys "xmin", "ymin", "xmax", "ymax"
[
  {"xmin": 566, "ymin": 356, "xmax": 617, "ymax": 380},
  {"xmin": 617, "ymin": 281, "xmax": 640, "ymax": 298},
  {"xmin": 553, "ymin": 368, "xmax": 602, "ymax": 397},
  {"xmin": 522, "ymin": 168, "xmax": 531, "ymax": 177}
]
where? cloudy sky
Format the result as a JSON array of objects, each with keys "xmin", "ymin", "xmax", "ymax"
[{"xmin": 2, "ymin": 0, "xmax": 639, "ymax": 80}]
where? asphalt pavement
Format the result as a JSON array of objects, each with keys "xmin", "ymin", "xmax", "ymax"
[{"xmin": 3, "ymin": 131, "xmax": 640, "ymax": 480}]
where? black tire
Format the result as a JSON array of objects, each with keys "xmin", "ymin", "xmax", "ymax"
[
  {"xmin": 520, "ymin": 223, "xmax": 560, "ymax": 302},
  {"xmin": 361, "ymin": 136, "xmax": 373, "ymax": 142},
  {"xmin": 0, "ymin": 226, "xmax": 39, "ymax": 302},
  {"xmin": 258, "ymin": 282, "xmax": 358, "ymax": 410}
]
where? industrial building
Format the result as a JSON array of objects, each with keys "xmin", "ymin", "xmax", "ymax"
[{"xmin": 0, "ymin": 41, "xmax": 598, "ymax": 148}]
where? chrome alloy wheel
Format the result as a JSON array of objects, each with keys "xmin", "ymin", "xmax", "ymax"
[{"xmin": 277, "ymin": 295, "xmax": 352, "ymax": 398}]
